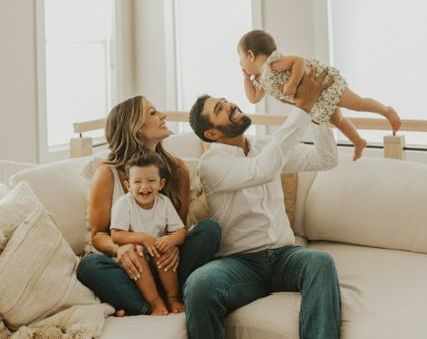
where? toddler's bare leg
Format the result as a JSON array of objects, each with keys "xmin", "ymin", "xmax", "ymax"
[
  {"xmin": 156, "ymin": 266, "xmax": 184, "ymax": 313},
  {"xmin": 330, "ymin": 108, "xmax": 367, "ymax": 161},
  {"xmin": 339, "ymin": 87, "xmax": 401, "ymax": 132},
  {"xmin": 134, "ymin": 255, "xmax": 168, "ymax": 315}
]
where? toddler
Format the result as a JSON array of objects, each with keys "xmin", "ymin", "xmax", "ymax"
[
  {"xmin": 238, "ymin": 29, "xmax": 401, "ymax": 160},
  {"xmin": 110, "ymin": 152, "xmax": 186, "ymax": 315}
]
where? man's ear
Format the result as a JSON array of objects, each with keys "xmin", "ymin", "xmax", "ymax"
[
  {"xmin": 203, "ymin": 128, "xmax": 221, "ymax": 142},
  {"xmin": 159, "ymin": 178, "xmax": 166, "ymax": 190}
]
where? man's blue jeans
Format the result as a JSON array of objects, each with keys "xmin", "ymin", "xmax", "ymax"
[
  {"xmin": 76, "ymin": 219, "xmax": 221, "ymax": 315},
  {"xmin": 183, "ymin": 245, "xmax": 341, "ymax": 339}
]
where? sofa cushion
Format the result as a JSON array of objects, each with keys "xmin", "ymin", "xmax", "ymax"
[
  {"xmin": 304, "ymin": 157, "xmax": 427, "ymax": 253},
  {"xmin": 0, "ymin": 181, "xmax": 42, "ymax": 253},
  {"xmin": 225, "ymin": 293, "xmax": 300, "ymax": 339},
  {"xmin": 102, "ymin": 314, "xmax": 187, "ymax": 339},
  {"xmin": 309, "ymin": 241, "xmax": 427, "ymax": 339},
  {"xmin": 9, "ymin": 157, "xmax": 90, "ymax": 255},
  {"xmin": 0, "ymin": 181, "xmax": 111, "ymax": 330},
  {"xmin": 162, "ymin": 132, "xmax": 204, "ymax": 159}
]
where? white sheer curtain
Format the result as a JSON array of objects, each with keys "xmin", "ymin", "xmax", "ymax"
[{"xmin": 330, "ymin": 0, "xmax": 427, "ymax": 145}]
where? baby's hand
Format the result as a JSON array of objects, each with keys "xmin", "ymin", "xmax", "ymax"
[
  {"xmin": 155, "ymin": 235, "xmax": 174, "ymax": 253},
  {"xmin": 283, "ymin": 84, "xmax": 297, "ymax": 98},
  {"xmin": 242, "ymin": 69, "xmax": 251, "ymax": 79}
]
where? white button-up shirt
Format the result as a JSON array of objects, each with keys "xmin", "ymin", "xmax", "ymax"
[{"xmin": 200, "ymin": 107, "xmax": 338, "ymax": 257}]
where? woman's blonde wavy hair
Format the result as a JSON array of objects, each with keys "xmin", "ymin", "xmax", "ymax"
[{"xmin": 105, "ymin": 95, "xmax": 181, "ymax": 212}]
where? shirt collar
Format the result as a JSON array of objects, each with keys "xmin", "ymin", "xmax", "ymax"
[{"xmin": 210, "ymin": 137, "xmax": 254, "ymax": 157}]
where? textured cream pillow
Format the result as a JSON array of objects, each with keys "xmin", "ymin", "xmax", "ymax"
[
  {"xmin": 0, "ymin": 183, "xmax": 9, "ymax": 199},
  {"xmin": 281, "ymin": 172, "xmax": 298, "ymax": 227},
  {"xmin": 0, "ymin": 181, "xmax": 42, "ymax": 253},
  {"xmin": 0, "ymin": 182, "xmax": 113, "ymax": 331},
  {"xmin": 183, "ymin": 158, "xmax": 211, "ymax": 228}
]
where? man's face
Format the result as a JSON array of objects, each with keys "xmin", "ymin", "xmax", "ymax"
[{"xmin": 202, "ymin": 97, "xmax": 252, "ymax": 139}]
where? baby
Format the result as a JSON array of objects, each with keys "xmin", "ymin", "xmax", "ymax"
[
  {"xmin": 238, "ymin": 29, "xmax": 401, "ymax": 160},
  {"xmin": 110, "ymin": 152, "xmax": 186, "ymax": 315}
]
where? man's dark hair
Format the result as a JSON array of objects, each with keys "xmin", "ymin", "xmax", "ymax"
[
  {"xmin": 238, "ymin": 30, "xmax": 277, "ymax": 57},
  {"xmin": 125, "ymin": 151, "xmax": 167, "ymax": 179},
  {"xmin": 189, "ymin": 94, "xmax": 215, "ymax": 143}
]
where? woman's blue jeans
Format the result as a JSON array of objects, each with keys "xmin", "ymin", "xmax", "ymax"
[
  {"xmin": 183, "ymin": 245, "xmax": 341, "ymax": 339},
  {"xmin": 76, "ymin": 219, "xmax": 221, "ymax": 315}
]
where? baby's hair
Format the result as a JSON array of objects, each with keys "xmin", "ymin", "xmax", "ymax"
[
  {"xmin": 125, "ymin": 151, "xmax": 167, "ymax": 179},
  {"xmin": 238, "ymin": 30, "xmax": 277, "ymax": 57}
]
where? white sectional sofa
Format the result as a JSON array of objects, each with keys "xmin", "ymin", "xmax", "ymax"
[{"xmin": 7, "ymin": 132, "xmax": 427, "ymax": 339}]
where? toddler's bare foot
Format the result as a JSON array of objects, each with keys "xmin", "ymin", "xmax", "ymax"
[
  {"xmin": 150, "ymin": 298, "xmax": 169, "ymax": 316},
  {"xmin": 384, "ymin": 106, "xmax": 401, "ymax": 133},
  {"xmin": 115, "ymin": 309, "xmax": 126, "ymax": 317},
  {"xmin": 353, "ymin": 139, "xmax": 367, "ymax": 161},
  {"xmin": 167, "ymin": 296, "xmax": 185, "ymax": 314}
]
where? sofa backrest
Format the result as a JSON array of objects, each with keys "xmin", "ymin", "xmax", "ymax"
[{"xmin": 303, "ymin": 156, "xmax": 427, "ymax": 254}]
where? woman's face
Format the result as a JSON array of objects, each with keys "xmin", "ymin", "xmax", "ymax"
[{"xmin": 139, "ymin": 98, "xmax": 170, "ymax": 144}]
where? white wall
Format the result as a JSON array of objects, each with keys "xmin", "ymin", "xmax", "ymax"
[
  {"xmin": 0, "ymin": 0, "xmax": 38, "ymax": 163},
  {"xmin": 262, "ymin": 0, "xmax": 329, "ymax": 115}
]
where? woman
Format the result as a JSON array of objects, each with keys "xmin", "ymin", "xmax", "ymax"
[{"xmin": 77, "ymin": 95, "xmax": 221, "ymax": 315}]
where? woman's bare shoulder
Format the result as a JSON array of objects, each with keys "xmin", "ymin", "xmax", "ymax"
[{"xmin": 92, "ymin": 163, "xmax": 114, "ymax": 189}]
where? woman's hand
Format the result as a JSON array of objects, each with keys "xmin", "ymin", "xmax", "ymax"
[
  {"xmin": 156, "ymin": 246, "xmax": 180, "ymax": 272},
  {"xmin": 116, "ymin": 243, "xmax": 145, "ymax": 280}
]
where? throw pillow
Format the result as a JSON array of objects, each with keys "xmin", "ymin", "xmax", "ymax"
[
  {"xmin": 0, "ymin": 183, "xmax": 9, "ymax": 199},
  {"xmin": 0, "ymin": 181, "xmax": 42, "ymax": 253},
  {"xmin": 281, "ymin": 172, "xmax": 298, "ymax": 227},
  {"xmin": 183, "ymin": 158, "xmax": 211, "ymax": 228},
  {"xmin": 0, "ymin": 182, "xmax": 114, "ymax": 331}
]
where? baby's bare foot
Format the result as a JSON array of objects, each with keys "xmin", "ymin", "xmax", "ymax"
[
  {"xmin": 167, "ymin": 296, "xmax": 185, "ymax": 314},
  {"xmin": 150, "ymin": 298, "xmax": 169, "ymax": 316},
  {"xmin": 353, "ymin": 139, "xmax": 367, "ymax": 161},
  {"xmin": 384, "ymin": 106, "xmax": 401, "ymax": 133}
]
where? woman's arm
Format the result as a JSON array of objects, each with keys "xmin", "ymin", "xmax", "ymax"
[
  {"xmin": 174, "ymin": 157, "xmax": 190, "ymax": 222},
  {"xmin": 89, "ymin": 164, "xmax": 118, "ymax": 256}
]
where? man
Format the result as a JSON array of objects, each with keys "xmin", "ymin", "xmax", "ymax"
[{"xmin": 185, "ymin": 68, "xmax": 341, "ymax": 339}]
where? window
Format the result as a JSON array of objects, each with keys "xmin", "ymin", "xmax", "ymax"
[
  {"xmin": 329, "ymin": 0, "xmax": 427, "ymax": 145},
  {"xmin": 173, "ymin": 0, "xmax": 260, "ymax": 134},
  {"xmin": 41, "ymin": 0, "xmax": 116, "ymax": 153}
]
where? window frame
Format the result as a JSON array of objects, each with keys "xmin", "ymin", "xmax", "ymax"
[{"xmin": 35, "ymin": 0, "xmax": 120, "ymax": 163}]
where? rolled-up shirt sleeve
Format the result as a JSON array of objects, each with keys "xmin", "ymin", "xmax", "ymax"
[{"xmin": 282, "ymin": 122, "xmax": 338, "ymax": 173}]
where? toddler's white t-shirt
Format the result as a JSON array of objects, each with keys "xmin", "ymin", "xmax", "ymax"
[{"xmin": 110, "ymin": 192, "xmax": 184, "ymax": 237}]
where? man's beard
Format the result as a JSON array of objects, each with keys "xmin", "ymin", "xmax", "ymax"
[{"xmin": 216, "ymin": 115, "xmax": 252, "ymax": 138}]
